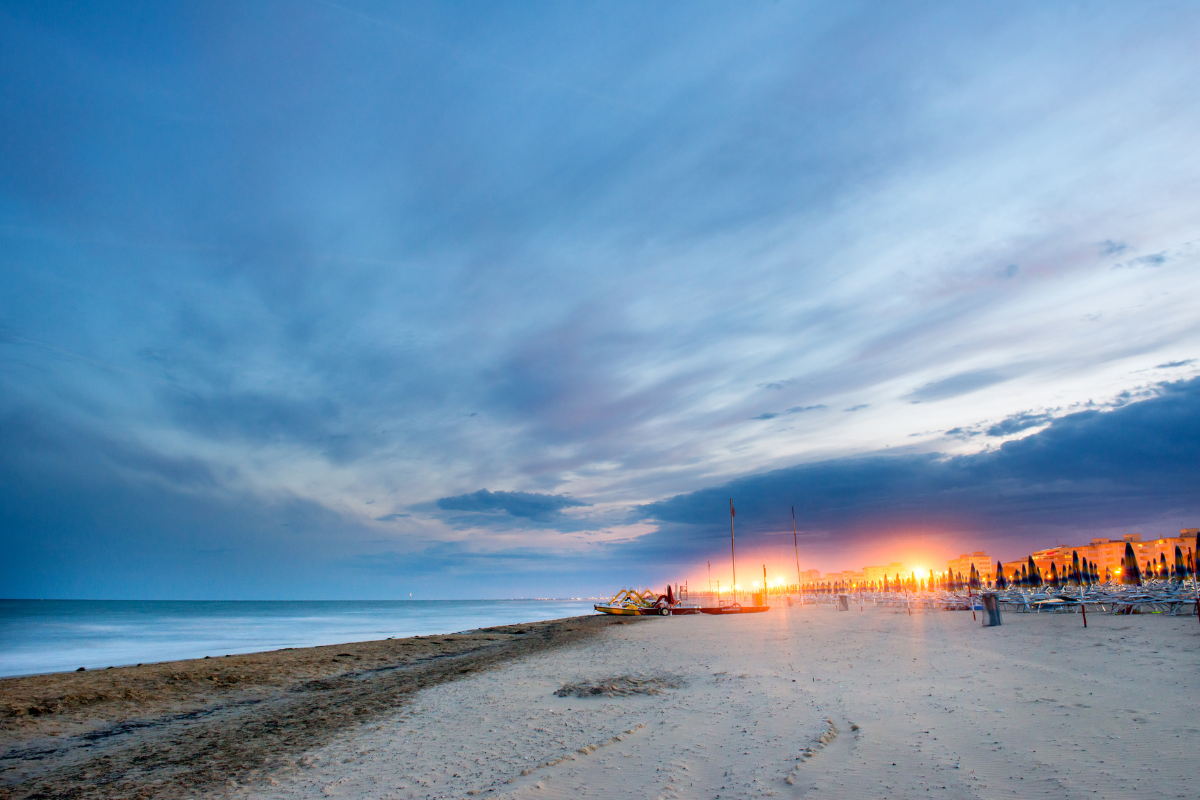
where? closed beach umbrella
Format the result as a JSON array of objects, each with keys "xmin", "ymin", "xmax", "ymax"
[
  {"xmin": 1159, "ymin": 553, "xmax": 1167, "ymax": 580},
  {"xmin": 996, "ymin": 562, "xmax": 1007, "ymax": 589},
  {"xmin": 1174, "ymin": 546, "xmax": 1185, "ymax": 582},
  {"xmin": 1071, "ymin": 551, "xmax": 1081, "ymax": 586},
  {"xmin": 1048, "ymin": 562, "xmax": 1059, "ymax": 589},
  {"xmin": 1122, "ymin": 542, "xmax": 1141, "ymax": 585},
  {"xmin": 1027, "ymin": 556, "xmax": 1039, "ymax": 588}
]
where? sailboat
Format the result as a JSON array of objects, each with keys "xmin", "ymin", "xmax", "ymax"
[{"xmin": 700, "ymin": 499, "xmax": 769, "ymax": 614}]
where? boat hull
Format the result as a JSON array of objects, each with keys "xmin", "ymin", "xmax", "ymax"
[
  {"xmin": 593, "ymin": 604, "xmax": 642, "ymax": 615},
  {"xmin": 699, "ymin": 605, "xmax": 770, "ymax": 614}
]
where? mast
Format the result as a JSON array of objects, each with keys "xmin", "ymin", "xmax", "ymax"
[
  {"xmin": 791, "ymin": 506, "xmax": 801, "ymax": 592},
  {"xmin": 729, "ymin": 498, "xmax": 737, "ymax": 599}
]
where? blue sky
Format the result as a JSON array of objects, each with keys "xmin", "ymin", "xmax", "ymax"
[{"xmin": 3, "ymin": 1, "xmax": 1199, "ymax": 599}]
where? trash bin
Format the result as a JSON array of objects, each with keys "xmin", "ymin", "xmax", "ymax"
[
  {"xmin": 981, "ymin": 593, "xmax": 1001, "ymax": 627},
  {"xmin": 836, "ymin": 594, "xmax": 849, "ymax": 611}
]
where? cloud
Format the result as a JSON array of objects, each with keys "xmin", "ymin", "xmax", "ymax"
[
  {"xmin": 634, "ymin": 378, "xmax": 1200, "ymax": 556},
  {"xmin": 1156, "ymin": 359, "xmax": 1195, "ymax": 369},
  {"xmin": 5, "ymin": 1, "xmax": 1200, "ymax": 598},
  {"xmin": 435, "ymin": 489, "xmax": 590, "ymax": 522},
  {"xmin": 985, "ymin": 410, "xmax": 1054, "ymax": 437},
  {"xmin": 751, "ymin": 404, "xmax": 826, "ymax": 421},
  {"xmin": 844, "ymin": 404, "xmax": 870, "ymax": 412},
  {"xmin": 907, "ymin": 370, "xmax": 1008, "ymax": 403}
]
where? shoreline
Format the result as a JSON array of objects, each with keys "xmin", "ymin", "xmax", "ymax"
[
  {"xmin": 0, "ymin": 598, "xmax": 601, "ymax": 679},
  {"xmin": 1, "ymin": 614, "xmax": 643, "ymax": 799}
]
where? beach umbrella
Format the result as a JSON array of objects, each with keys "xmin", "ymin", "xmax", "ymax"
[
  {"xmin": 1122, "ymin": 542, "xmax": 1141, "ymax": 585},
  {"xmin": 969, "ymin": 563, "xmax": 981, "ymax": 590},
  {"xmin": 1145, "ymin": 559, "xmax": 1153, "ymax": 582},
  {"xmin": 996, "ymin": 562, "xmax": 1007, "ymax": 589},
  {"xmin": 1048, "ymin": 562, "xmax": 1059, "ymax": 589},
  {"xmin": 1027, "ymin": 556, "xmax": 1040, "ymax": 588},
  {"xmin": 1158, "ymin": 553, "xmax": 1167, "ymax": 580},
  {"xmin": 1070, "ymin": 552, "xmax": 1081, "ymax": 586},
  {"xmin": 1174, "ymin": 546, "xmax": 1185, "ymax": 582}
]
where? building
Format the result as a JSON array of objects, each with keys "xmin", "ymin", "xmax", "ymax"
[
  {"xmin": 946, "ymin": 551, "xmax": 992, "ymax": 583},
  {"xmin": 862, "ymin": 563, "xmax": 906, "ymax": 583},
  {"xmin": 1002, "ymin": 530, "xmax": 1197, "ymax": 583}
]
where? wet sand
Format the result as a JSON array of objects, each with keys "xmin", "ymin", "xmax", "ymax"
[
  {"xmin": 4, "ymin": 606, "xmax": 1197, "ymax": 799},
  {"xmin": 0, "ymin": 615, "xmax": 644, "ymax": 799}
]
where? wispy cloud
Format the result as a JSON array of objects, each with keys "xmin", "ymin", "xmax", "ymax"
[
  {"xmin": 907, "ymin": 370, "xmax": 1009, "ymax": 403},
  {"xmin": 435, "ymin": 489, "xmax": 590, "ymax": 522}
]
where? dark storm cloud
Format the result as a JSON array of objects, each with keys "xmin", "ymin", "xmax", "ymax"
[
  {"xmin": 635, "ymin": 378, "xmax": 1200, "ymax": 555},
  {"xmin": 907, "ymin": 370, "xmax": 1009, "ymax": 403}
]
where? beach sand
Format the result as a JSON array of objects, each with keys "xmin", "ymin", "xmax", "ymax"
[
  {"xmin": 251, "ymin": 604, "xmax": 1197, "ymax": 800},
  {"xmin": 1, "ymin": 615, "xmax": 644, "ymax": 799},
  {"xmin": 4, "ymin": 605, "xmax": 1197, "ymax": 799}
]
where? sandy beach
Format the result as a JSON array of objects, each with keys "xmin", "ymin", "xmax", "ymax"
[{"xmin": 3, "ymin": 606, "xmax": 1197, "ymax": 799}]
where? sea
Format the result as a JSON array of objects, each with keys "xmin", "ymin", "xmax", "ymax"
[{"xmin": 0, "ymin": 599, "xmax": 597, "ymax": 678}]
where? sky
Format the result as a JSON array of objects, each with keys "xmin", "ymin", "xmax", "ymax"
[{"xmin": 2, "ymin": 1, "xmax": 1200, "ymax": 599}]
